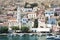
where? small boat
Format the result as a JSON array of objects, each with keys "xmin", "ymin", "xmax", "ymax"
[
  {"xmin": 46, "ymin": 33, "xmax": 55, "ymax": 39},
  {"xmin": 54, "ymin": 35, "xmax": 60, "ymax": 40}
]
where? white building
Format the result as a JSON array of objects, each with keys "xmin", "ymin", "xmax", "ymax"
[
  {"xmin": 30, "ymin": 28, "xmax": 50, "ymax": 32},
  {"xmin": 22, "ymin": 18, "xmax": 28, "ymax": 24},
  {"xmin": 27, "ymin": 21, "xmax": 34, "ymax": 28},
  {"xmin": 22, "ymin": 8, "xmax": 33, "ymax": 12},
  {"xmin": 8, "ymin": 18, "xmax": 18, "ymax": 27},
  {"xmin": 38, "ymin": 19, "xmax": 46, "ymax": 28},
  {"xmin": 27, "ymin": 12, "xmax": 37, "ymax": 19}
]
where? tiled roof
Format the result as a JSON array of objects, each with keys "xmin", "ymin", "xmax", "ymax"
[
  {"xmin": 8, "ymin": 18, "xmax": 17, "ymax": 20},
  {"xmin": 0, "ymin": 22, "xmax": 8, "ymax": 26}
]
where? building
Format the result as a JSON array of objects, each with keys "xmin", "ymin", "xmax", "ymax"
[
  {"xmin": 45, "ymin": 10, "xmax": 54, "ymax": 17},
  {"xmin": 38, "ymin": 15, "xmax": 46, "ymax": 28},
  {"xmin": 22, "ymin": 17, "xmax": 28, "ymax": 24},
  {"xmin": 47, "ymin": 16, "xmax": 56, "ymax": 25},
  {"xmin": 27, "ymin": 12, "xmax": 37, "ymax": 19},
  {"xmin": 54, "ymin": 7, "xmax": 60, "ymax": 15},
  {"xmin": 27, "ymin": 20, "xmax": 34, "ymax": 28},
  {"xmin": 8, "ymin": 18, "xmax": 18, "ymax": 27}
]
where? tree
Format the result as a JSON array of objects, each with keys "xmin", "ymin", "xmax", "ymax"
[
  {"xmin": 45, "ymin": 5, "xmax": 49, "ymax": 9},
  {"xmin": 58, "ymin": 22, "xmax": 60, "ymax": 26},
  {"xmin": 30, "ymin": 3, "xmax": 38, "ymax": 8},
  {"xmin": 34, "ymin": 19, "xmax": 38, "ymax": 28},
  {"xmin": 41, "ymin": 3, "xmax": 44, "ymax": 5},
  {"xmin": 0, "ymin": 26, "xmax": 8, "ymax": 33},
  {"xmin": 21, "ymin": 26, "xmax": 29, "ymax": 33},
  {"xmin": 24, "ymin": 2, "xmax": 29, "ymax": 8},
  {"xmin": 45, "ymin": 17, "xmax": 48, "ymax": 23},
  {"xmin": 54, "ymin": 12, "xmax": 58, "ymax": 16},
  {"xmin": 11, "ymin": 26, "xmax": 19, "ymax": 30}
]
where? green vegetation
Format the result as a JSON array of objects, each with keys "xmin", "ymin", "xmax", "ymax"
[
  {"xmin": 24, "ymin": 2, "xmax": 29, "ymax": 8},
  {"xmin": 30, "ymin": 3, "xmax": 38, "ymax": 8},
  {"xmin": 0, "ymin": 20, "xmax": 3, "ymax": 23},
  {"xmin": 21, "ymin": 26, "xmax": 29, "ymax": 33},
  {"xmin": 11, "ymin": 26, "xmax": 19, "ymax": 30},
  {"xmin": 58, "ymin": 22, "xmax": 60, "ymax": 26},
  {"xmin": 0, "ymin": 26, "xmax": 8, "ymax": 33},
  {"xmin": 34, "ymin": 19, "xmax": 38, "ymax": 28},
  {"xmin": 54, "ymin": 12, "xmax": 58, "ymax": 16},
  {"xmin": 24, "ymin": 2, "xmax": 38, "ymax": 8},
  {"xmin": 45, "ymin": 5, "xmax": 49, "ymax": 9},
  {"xmin": 45, "ymin": 17, "xmax": 48, "ymax": 23},
  {"xmin": 41, "ymin": 3, "xmax": 44, "ymax": 5}
]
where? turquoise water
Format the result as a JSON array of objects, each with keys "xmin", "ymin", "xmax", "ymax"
[{"xmin": 0, "ymin": 34, "xmax": 58, "ymax": 40}]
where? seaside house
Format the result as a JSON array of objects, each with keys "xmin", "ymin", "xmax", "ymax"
[
  {"xmin": 47, "ymin": 16, "xmax": 56, "ymax": 25},
  {"xmin": 44, "ymin": 10, "xmax": 54, "ymax": 17},
  {"xmin": 22, "ymin": 8, "xmax": 33, "ymax": 12},
  {"xmin": 8, "ymin": 18, "xmax": 18, "ymax": 27},
  {"xmin": 27, "ymin": 20, "xmax": 34, "ymax": 28},
  {"xmin": 22, "ymin": 18, "xmax": 28, "ymax": 24},
  {"xmin": 54, "ymin": 7, "xmax": 60, "ymax": 16},
  {"xmin": 27, "ymin": 12, "xmax": 37, "ymax": 19},
  {"xmin": 38, "ymin": 15, "xmax": 46, "ymax": 28}
]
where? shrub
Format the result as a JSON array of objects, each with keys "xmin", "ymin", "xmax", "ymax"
[
  {"xmin": 0, "ymin": 26, "xmax": 8, "ymax": 33},
  {"xmin": 45, "ymin": 17, "xmax": 48, "ymax": 23},
  {"xmin": 21, "ymin": 26, "xmax": 29, "ymax": 33},
  {"xmin": 30, "ymin": 3, "xmax": 38, "ymax": 8},
  {"xmin": 34, "ymin": 19, "xmax": 38, "ymax": 28},
  {"xmin": 54, "ymin": 12, "xmax": 58, "ymax": 16},
  {"xmin": 11, "ymin": 26, "xmax": 19, "ymax": 30},
  {"xmin": 0, "ymin": 21, "xmax": 3, "ymax": 23},
  {"xmin": 24, "ymin": 2, "xmax": 29, "ymax": 8},
  {"xmin": 58, "ymin": 22, "xmax": 60, "ymax": 26}
]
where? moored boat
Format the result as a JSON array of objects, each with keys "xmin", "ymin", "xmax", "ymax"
[
  {"xmin": 54, "ymin": 35, "xmax": 60, "ymax": 40},
  {"xmin": 46, "ymin": 33, "xmax": 55, "ymax": 39}
]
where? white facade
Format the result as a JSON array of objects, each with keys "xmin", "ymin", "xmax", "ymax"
[
  {"xmin": 22, "ymin": 8, "xmax": 33, "ymax": 12},
  {"xmin": 38, "ymin": 19, "xmax": 46, "ymax": 28},
  {"xmin": 22, "ymin": 18, "xmax": 28, "ymax": 23},
  {"xmin": 28, "ymin": 13, "xmax": 36, "ymax": 19},
  {"xmin": 8, "ymin": 19, "xmax": 18, "ymax": 27},
  {"xmin": 30, "ymin": 28, "xmax": 50, "ymax": 32},
  {"xmin": 27, "ymin": 21, "xmax": 34, "ymax": 28},
  {"xmin": 21, "ymin": 8, "xmax": 38, "ymax": 12},
  {"xmin": 46, "ymin": 24, "xmax": 52, "ymax": 28}
]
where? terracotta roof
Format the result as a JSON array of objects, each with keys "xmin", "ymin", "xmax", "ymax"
[
  {"xmin": 8, "ymin": 18, "xmax": 17, "ymax": 20},
  {"xmin": 0, "ymin": 22, "xmax": 8, "ymax": 26},
  {"xmin": 24, "ymin": 12, "xmax": 36, "ymax": 14}
]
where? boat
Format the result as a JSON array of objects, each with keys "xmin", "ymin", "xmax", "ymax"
[
  {"xmin": 46, "ymin": 33, "xmax": 55, "ymax": 39},
  {"xmin": 54, "ymin": 35, "xmax": 60, "ymax": 40}
]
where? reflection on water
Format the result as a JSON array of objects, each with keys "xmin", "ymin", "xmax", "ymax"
[
  {"xmin": 0, "ymin": 34, "xmax": 45, "ymax": 40},
  {"xmin": 0, "ymin": 34, "xmax": 58, "ymax": 40}
]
